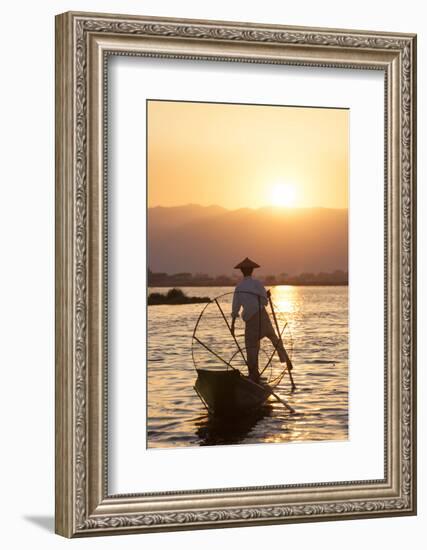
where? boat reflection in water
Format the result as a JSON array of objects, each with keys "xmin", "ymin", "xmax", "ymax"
[{"xmin": 194, "ymin": 404, "xmax": 273, "ymax": 446}]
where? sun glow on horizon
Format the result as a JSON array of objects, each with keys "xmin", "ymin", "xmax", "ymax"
[
  {"xmin": 148, "ymin": 101, "xmax": 348, "ymax": 209},
  {"xmin": 270, "ymin": 182, "xmax": 297, "ymax": 208}
]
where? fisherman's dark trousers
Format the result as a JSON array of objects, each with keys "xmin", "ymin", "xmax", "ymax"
[{"xmin": 244, "ymin": 307, "xmax": 287, "ymax": 380}]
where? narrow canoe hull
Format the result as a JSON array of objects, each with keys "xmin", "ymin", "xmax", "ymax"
[{"xmin": 194, "ymin": 368, "xmax": 271, "ymax": 417}]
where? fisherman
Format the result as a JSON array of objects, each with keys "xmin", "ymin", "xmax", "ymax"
[{"xmin": 230, "ymin": 257, "xmax": 293, "ymax": 383}]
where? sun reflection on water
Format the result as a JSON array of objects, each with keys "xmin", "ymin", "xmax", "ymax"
[{"xmin": 270, "ymin": 285, "xmax": 298, "ymax": 315}]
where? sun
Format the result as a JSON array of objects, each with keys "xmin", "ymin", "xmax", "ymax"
[{"xmin": 270, "ymin": 183, "xmax": 297, "ymax": 207}]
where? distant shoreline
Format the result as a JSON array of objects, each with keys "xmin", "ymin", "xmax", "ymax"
[
  {"xmin": 148, "ymin": 282, "xmax": 348, "ymax": 288},
  {"xmin": 148, "ymin": 268, "xmax": 348, "ymax": 288}
]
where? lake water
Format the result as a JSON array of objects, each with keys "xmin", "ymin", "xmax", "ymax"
[{"xmin": 147, "ymin": 285, "xmax": 348, "ymax": 448}]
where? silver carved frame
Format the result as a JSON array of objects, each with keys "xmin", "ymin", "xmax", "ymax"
[{"xmin": 55, "ymin": 11, "xmax": 417, "ymax": 537}]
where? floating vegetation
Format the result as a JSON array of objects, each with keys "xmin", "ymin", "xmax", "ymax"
[{"xmin": 148, "ymin": 288, "xmax": 211, "ymax": 306}]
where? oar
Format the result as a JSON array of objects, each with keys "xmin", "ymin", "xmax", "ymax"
[
  {"xmin": 242, "ymin": 375, "xmax": 294, "ymax": 413},
  {"xmin": 269, "ymin": 390, "xmax": 295, "ymax": 414},
  {"xmin": 259, "ymin": 320, "xmax": 288, "ymax": 377},
  {"xmin": 268, "ymin": 294, "xmax": 296, "ymax": 391},
  {"xmin": 231, "ymin": 365, "xmax": 295, "ymax": 414}
]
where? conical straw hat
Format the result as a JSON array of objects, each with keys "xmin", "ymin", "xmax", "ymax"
[{"xmin": 234, "ymin": 257, "xmax": 260, "ymax": 269}]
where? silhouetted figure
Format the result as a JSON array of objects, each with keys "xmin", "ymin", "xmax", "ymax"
[{"xmin": 230, "ymin": 257, "xmax": 290, "ymax": 382}]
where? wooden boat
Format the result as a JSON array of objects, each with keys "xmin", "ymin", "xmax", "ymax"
[{"xmin": 194, "ymin": 368, "xmax": 272, "ymax": 417}]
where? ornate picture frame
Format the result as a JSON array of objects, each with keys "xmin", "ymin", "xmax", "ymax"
[{"xmin": 55, "ymin": 11, "xmax": 417, "ymax": 537}]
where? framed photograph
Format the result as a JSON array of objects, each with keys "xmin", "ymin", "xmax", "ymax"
[{"xmin": 55, "ymin": 11, "xmax": 417, "ymax": 537}]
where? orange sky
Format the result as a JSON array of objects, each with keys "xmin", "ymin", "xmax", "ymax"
[{"xmin": 147, "ymin": 100, "xmax": 348, "ymax": 210}]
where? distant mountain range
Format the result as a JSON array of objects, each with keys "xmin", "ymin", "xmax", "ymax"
[{"xmin": 148, "ymin": 204, "xmax": 348, "ymax": 276}]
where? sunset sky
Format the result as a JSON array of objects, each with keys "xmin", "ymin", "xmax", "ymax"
[{"xmin": 147, "ymin": 100, "xmax": 348, "ymax": 210}]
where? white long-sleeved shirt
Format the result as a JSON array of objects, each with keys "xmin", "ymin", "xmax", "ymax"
[{"xmin": 231, "ymin": 276, "xmax": 268, "ymax": 322}]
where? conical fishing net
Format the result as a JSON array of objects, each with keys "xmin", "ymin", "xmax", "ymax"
[{"xmin": 191, "ymin": 290, "xmax": 293, "ymax": 389}]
